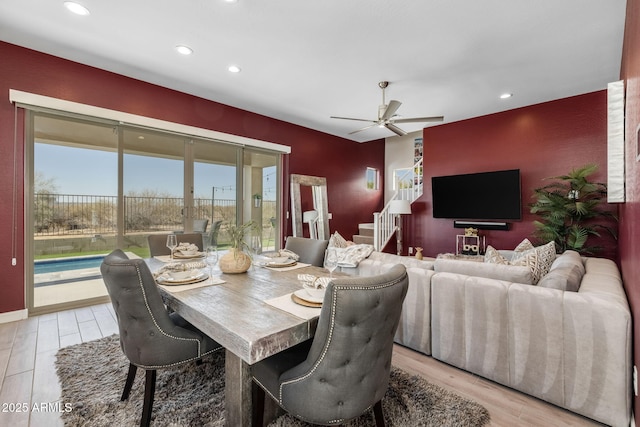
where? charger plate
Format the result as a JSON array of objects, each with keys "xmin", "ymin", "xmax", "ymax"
[
  {"xmin": 157, "ymin": 272, "xmax": 208, "ymax": 286},
  {"xmin": 291, "ymin": 290, "xmax": 322, "ymax": 307}
]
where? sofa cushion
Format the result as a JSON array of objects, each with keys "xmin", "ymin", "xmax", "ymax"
[
  {"xmin": 537, "ymin": 264, "xmax": 583, "ymax": 292},
  {"xmin": 550, "ymin": 250, "xmax": 585, "ymax": 276},
  {"xmin": 434, "ymin": 258, "xmax": 533, "ymax": 284}
]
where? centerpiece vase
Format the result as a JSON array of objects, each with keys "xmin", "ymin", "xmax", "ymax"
[{"xmin": 219, "ymin": 248, "xmax": 252, "ymax": 273}]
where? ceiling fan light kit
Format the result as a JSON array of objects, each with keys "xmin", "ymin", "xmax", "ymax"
[{"xmin": 331, "ymin": 81, "xmax": 443, "ymax": 137}]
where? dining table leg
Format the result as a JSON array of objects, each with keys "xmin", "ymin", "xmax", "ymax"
[{"xmin": 225, "ymin": 349, "xmax": 253, "ymax": 427}]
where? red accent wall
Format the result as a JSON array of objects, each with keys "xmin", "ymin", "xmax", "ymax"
[
  {"xmin": 0, "ymin": 41, "xmax": 384, "ymax": 314},
  {"xmin": 619, "ymin": 0, "xmax": 640, "ymax": 418},
  {"xmin": 405, "ymin": 91, "xmax": 617, "ymax": 259}
]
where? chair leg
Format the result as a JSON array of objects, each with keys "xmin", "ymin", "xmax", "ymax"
[
  {"xmin": 140, "ymin": 369, "xmax": 156, "ymax": 427},
  {"xmin": 121, "ymin": 363, "xmax": 137, "ymax": 401},
  {"xmin": 373, "ymin": 400, "xmax": 385, "ymax": 427}
]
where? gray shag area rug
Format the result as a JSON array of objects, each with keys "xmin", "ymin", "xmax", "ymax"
[{"xmin": 55, "ymin": 335, "xmax": 490, "ymax": 426}]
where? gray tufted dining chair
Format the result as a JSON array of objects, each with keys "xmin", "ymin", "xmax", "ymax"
[
  {"xmin": 284, "ymin": 236, "xmax": 329, "ymax": 267},
  {"xmin": 147, "ymin": 233, "xmax": 204, "ymax": 257},
  {"xmin": 252, "ymin": 264, "xmax": 408, "ymax": 426},
  {"xmin": 100, "ymin": 249, "xmax": 221, "ymax": 427}
]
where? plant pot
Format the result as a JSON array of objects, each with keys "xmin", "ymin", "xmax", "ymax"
[{"xmin": 219, "ymin": 249, "xmax": 252, "ymax": 274}]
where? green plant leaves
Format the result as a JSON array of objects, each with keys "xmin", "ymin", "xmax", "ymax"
[{"xmin": 529, "ymin": 164, "xmax": 616, "ymax": 254}]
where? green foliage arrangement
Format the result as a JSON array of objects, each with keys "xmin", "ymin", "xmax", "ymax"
[
  {"xmin": 529, "ymin": 164, "xmax": 617, "ymax": 255},
  {"xmin": 226, "ymin": 221, "xmax": 257, "ymax": 252}
]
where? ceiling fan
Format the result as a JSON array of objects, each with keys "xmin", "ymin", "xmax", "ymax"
[{"xmin": 330, "ymin": 81, "xmax": 444, "ymax": 136}]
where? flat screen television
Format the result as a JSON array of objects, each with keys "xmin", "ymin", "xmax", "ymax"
[{"xmin": 431, "ymin": 169, "xmax": 522, "ymax": 220}]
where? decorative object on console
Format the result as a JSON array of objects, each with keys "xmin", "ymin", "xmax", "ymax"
[
  {"xmin": 415, "ymin": 247, "xmax": 423, "ymax": 260},
  {"xmin": 464, "ymin": 227, "xmax": 478, "ymax": 237},
  {"xmin": 219, "ymin": 221, "xmax": 256, "ymax": 273},
  {"xmin": 456, "ymin": 233, "xmax": 485, "ymax": 256},
  {"xmin": 529, "ymin": 164, "xmax": 617, "ymax": 255},
  {"xmin": 389, "ymin": 199, "xmax": 412, "ymax": 256}
]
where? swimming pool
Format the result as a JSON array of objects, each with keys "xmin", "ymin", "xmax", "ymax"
[{"xmin": 34, "ymin": 255, "xmax": 105, "ymax": 275}]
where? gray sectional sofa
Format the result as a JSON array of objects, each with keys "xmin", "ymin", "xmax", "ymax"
[{"xmin": 340, "ymin": 250, "xmax": 632, "ymax": 427}]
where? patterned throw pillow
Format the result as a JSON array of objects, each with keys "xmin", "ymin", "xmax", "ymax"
[
  {"xmin": 511, "ymin": 238, "xmax": 535, "ymax": 265},
  {"xmin": 484, "ymin": 245, "xmax": 509, "ymax": 265},
  {"xmin": 485, "ymin": 239, "xmax": 556, "ymax": 285},
  {"xmin": 514, "ymin": 241, "xmax": 556, "ymax": 284},
  {"xmin": 328, "ymin": 231, "xmax": 349, "ymax": 248}
]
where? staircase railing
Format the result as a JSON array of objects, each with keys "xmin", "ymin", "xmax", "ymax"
[{"xmin": 373, "ymin": 158, "xmax": 423, "ymax": 251}]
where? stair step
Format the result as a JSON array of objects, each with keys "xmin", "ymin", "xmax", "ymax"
[
  {"xmin": 352, "ymin": 235, "xmax": 374, "ymax": 245},
  {"xmin": 358, "ymin": 223, "xmax": 374, "ymax": 237}
]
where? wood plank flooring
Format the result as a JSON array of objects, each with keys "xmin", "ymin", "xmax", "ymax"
[{"xmin": 0, "ymin": 303, "xmax": 606, "ymax": 426}]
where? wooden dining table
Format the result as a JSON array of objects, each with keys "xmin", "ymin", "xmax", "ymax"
[{"xmin": 150, "ymin": 258, "xmax": 334, "ymax": 426}]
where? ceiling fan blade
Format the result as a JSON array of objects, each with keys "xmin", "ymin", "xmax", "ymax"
[
  {"xmin": 330, "ymin": 116, "xmax": 376, "ymax": 123},
  {"xmin": 380, "ymin": 100, "xmax": 402, "ymax": 120},
  {"xmin": 385, "ymin": 123, "xmax": 407, "ymax": 136},
  {"xmin": 348, "ymin": 124, "xmax": 379, "ymax": 135},
  {"xmin": 393, "ymin": 116, "xmax": 444, "ymax": 124}
]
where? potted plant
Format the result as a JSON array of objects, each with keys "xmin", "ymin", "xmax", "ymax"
[
  {"xmin": 253, "ymin": 194, "xmax": 262, "ymax": 208},
  {"xmin": 219, "ymin": 221, "xmax": 257, "ymax": 273},
  {"xmin": 529, "ymin": 163, "xmax": 617, "ymax": 255}
]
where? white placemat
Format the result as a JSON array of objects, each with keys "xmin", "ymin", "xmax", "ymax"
[
  {"xmin": 154, "ymin": 255, "xmax": 172, "ymax": 263},
  {"xmin": 264, "ymin": 292, "xmax": 321, "ymax": 319},
  {"xmin": 264, "ymin": 262, "xmax": 311, "ymax": 272},
  {"xmin": 158, "ymin": 277, "xmax": 225, "ymax": 293}
]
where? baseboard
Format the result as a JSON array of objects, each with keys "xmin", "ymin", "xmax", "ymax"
[{"xmin": 0, "ymin": 309, "xmax": 28, "ymax": 324}]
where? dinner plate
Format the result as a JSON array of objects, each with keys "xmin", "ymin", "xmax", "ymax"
[
  {"xmin": 293, "ymin": 289, "xmax": 323, "ymax": 304},
  {"xmin": 266, "ymin": 259, "xmax": 297, "ymax": 268},
  {"xmin": 173, "ymin": 251, "xmax": 204, "ymax": 259},
  {"xmin": 157, "ymin": 271, "xmax": 208, "ymax": 285}
]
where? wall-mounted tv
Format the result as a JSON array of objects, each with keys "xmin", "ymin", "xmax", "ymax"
[{"xmin": 431, "ymin": 169, "xmax": 522, "ymax": 220}]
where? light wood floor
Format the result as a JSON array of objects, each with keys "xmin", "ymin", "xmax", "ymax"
[{"xmin": 0, "ymin": 302, "xmax": 606, "ymax": 427}]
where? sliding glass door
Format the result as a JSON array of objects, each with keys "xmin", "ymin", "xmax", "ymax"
[
  {"xmin": 27, "ymin": 112, "xmax": 281, "ymax": 314},
  {"xmin": 30, "ymin": 114, "xmax": 119, "ymax": 311}
]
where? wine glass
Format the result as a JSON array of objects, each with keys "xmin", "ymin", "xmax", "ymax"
[
  {"xmin": 166, "ymin": 234, "xmax": 177, "ymax": 260},
  {"xmin": 205, "ymin": 246, "xmax": 218, "ymax": 282},
  {"xmin": 324, "ymin": 247, "xmax": 338, "ymax": 278},
  {"xmin": 250, "ymin": 235, "xmax": 262, "ymax": 256}
]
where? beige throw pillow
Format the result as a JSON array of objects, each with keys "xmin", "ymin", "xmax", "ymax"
[{"xmin": 484, "ymin": 245, "xmax": 509, "ymax": 265}]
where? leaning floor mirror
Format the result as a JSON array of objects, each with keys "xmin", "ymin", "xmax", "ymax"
[{"xmin": 290, "ymin": 174, "xmax": 330, "ymax": 240}]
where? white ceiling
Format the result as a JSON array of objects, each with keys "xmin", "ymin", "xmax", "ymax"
[{"xmin": 0, "ymin": 0, "xmax": 628, "ymax": 143}]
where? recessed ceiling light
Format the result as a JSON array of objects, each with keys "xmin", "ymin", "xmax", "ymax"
[
  {"xmin": 224, "ymin": 0, "xmax": 238, "ymax": 3},
  {"xmin": 175, "ymin": 45, "xmax": 193, "ymax": 55},
  {"xmin": 500, "ymin": 93, "xmax": 513, "ymax": 99},
  {"xmin": 64, "ymin": 1, "xmax": 90, "ymax": 16},
  {"xmin": 228, "ymin": 65, "xmax": 241, "ymax": 73}
]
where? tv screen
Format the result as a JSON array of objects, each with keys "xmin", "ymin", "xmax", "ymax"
[{"xmin": 431, "ymin": 169, "xmax": 521, "ymax": 220}]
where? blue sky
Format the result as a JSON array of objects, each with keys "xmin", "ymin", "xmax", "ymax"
[{"xmin": 34, "ymin": 143, "xmax": 271, "ymax": 199}]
